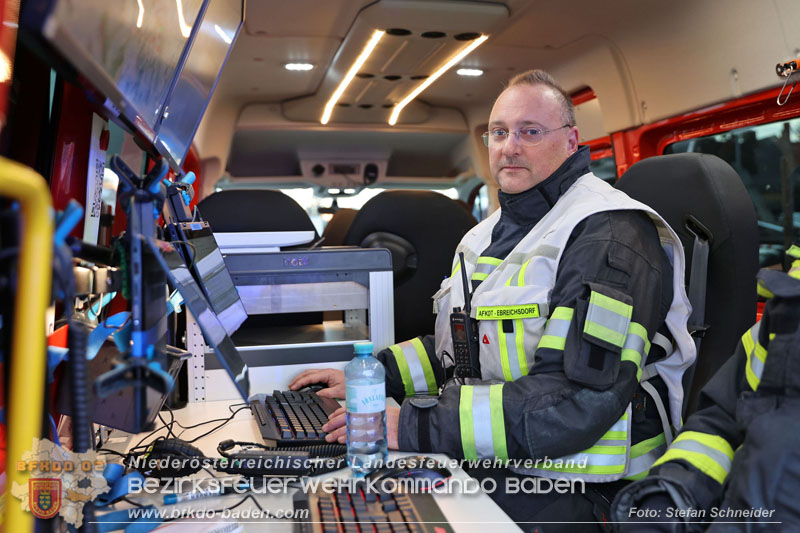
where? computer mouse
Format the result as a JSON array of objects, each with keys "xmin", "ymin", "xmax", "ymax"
[{"xmin": 299, "ymin": 383, "xmax": 327, "ymax": 393}]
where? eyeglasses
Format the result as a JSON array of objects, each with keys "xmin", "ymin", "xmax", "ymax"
[{"xmin": 481, "ymin": 125, "xmax": 572, "ymax": 147}]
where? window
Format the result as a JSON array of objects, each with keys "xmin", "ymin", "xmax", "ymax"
[
  {"xmin": 664, "ymin": 118, "xmax": 800, "ymax": 267},
  {"xmin": 590, "ymin": 155, "xmax": 617, "ymax": 183}
]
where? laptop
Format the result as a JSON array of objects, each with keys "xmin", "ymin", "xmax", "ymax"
[
  {"xmin": 145, "ymin": 236, "xmax": 250, "ymax": 401},
  {"xmin": 167, "ymin": 221, "xmax": 248, "ymax": 336}
]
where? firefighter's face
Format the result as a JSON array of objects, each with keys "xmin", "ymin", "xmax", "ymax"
[{"xmin": 487, "ymin": 84, "xmax": 578, "ymax": 194}]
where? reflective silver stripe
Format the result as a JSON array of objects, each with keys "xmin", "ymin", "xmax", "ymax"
[
  {"xmin": 622, "ymin": 332, "xmax": 647, "ymax": 361},
  {"xmin": 502, "ymin": 325, "xmax": 524, "ymax": 380},
  {"xmin": 471, "ymin": 386, "xmax": 495, "ymax": 458},
  {"xmin": 586, "ymin": 304, "xmax": 630, "ymax": 344},
  {"xmin": 558, "ymin": 449, "xmax": 627, "ymax": 467},
  {"xmin": 605, "ymin": 417, "xmax": 627, "ymax": 435},
  {"xmin": 628, "ymin": 443, "xmax": 667, "ymax": 476},
  {"xmin": 750, "ymin": 352, "xmax": 765, "ymax": 380},
  {"xmin": 670, "ymin": 440, "xmax": 732, "ymax": 474},
  {"xmin": 474, "ymin": 261, "xmax": 499, "ymax": 276},
  {"xmin": 543, "ymin": 316, "xmax": 571, "ymax": 338},
  {"xmin": 397, "ymin": 341, "xmax": 432, "ymax": 394},
  {"xmin": 652, "ymin": 332, "xmax": 673, "ymax": 356}
]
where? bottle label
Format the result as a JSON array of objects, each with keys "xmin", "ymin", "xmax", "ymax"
[{"xmin": 346, "ymin": 383, "xmax": 386, "ymax": 413}]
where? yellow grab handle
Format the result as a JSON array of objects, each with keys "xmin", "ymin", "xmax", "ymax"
[{"xmin": 0, "ymin": 157, "xmax": 54, "ymax": 532}]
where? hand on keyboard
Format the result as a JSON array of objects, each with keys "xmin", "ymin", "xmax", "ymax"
[
  {"xmin": 289, "ymin": 368, "xmax": 346, "ymax": 399},
  {"xmin": 322, "ymin": 405, "xmax": 401, "ymax": 449}
]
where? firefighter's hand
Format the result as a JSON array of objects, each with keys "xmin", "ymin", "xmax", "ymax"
[
  {"xmin": 322, "ymin": 406, "xmax": 401, "ymax": 449},
  {"xmin": 289, "ymin": 368, "xmax": 346, "ymax": 399}
]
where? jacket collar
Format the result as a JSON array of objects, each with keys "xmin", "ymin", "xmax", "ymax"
[{"xmin": 497, "ymin": 145, "xmax": 591, "ymax": 227}]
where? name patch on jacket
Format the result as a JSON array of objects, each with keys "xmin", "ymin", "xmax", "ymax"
[{"xmin": 475, "ymin": 304, "xmax": 541, "ymax": 320}]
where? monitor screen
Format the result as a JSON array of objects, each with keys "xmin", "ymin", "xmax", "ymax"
[
  {"xmin": 26, "ymin": 0, "xmax": 205, "ymax": 140},
  {"xmin": 174, "ymin": 221, "xmax": 248, "ymax": 336},
  {"xmin": 145, "ymin": 236, "xmax": 250, "ymax": 402},
  {"xmin": 155, "ymin": 0, "xmax": 243, "ymax": 167}
]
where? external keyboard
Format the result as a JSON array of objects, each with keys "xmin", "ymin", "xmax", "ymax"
[
  {"xmin": 293, "ymin": 479, "xmax": 453, "ymax": 533},
  {"xmin": 251, "ymin": 390, "xmax": 341, "ymax": 445}
]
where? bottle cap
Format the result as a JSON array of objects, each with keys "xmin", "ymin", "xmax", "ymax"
[{"xmin": 353, "ymin": 342, "xmax": 373, "ymax": 355}]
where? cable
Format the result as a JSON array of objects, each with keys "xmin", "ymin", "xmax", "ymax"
[
  {"xmin": 182, "ymin": 406, "xmax": 250, "ymax": 444},
  {"xmin": 169, "ymin": 239, "xmax": 197, "ymax": 270}
]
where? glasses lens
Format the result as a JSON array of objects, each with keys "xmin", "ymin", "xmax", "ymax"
[
  {"xmin": 519, "ymin": 129, "xmax": 543, "ymax": 145},
  {"xmin": 481, "ymin": 132, "xmax": 490, "ymax": 147}
]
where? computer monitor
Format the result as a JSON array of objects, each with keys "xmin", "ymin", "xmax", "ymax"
[
  {"xmin": 22, "ymin": 0, "xmax": 204, "ymax": 141},
  {"xmin": 167, "ymin": 221, "xmax": 248, "ymax": 336},
  {"xmin": 155, "ymin": 0, "xmax": 244, "ymax": 168},
  {"xmin": 145, "ymin": 236, "xmax": 250, "ymax": 401}
]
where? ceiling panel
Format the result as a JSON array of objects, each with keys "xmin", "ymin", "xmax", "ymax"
[{"xmin": 243, "ymin": 0, "xmax": 373, "ymax": 37}]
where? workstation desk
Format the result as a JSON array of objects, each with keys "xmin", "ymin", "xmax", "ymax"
[{"xmin": 100, "ymin": 399, "xmax": 522, "ymax": 533}]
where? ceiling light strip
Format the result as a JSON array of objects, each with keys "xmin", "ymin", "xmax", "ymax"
[
  {"xmin": 388, "ymin": 35, "xmax": 488, "ymax": 126},
  {"xmin": 321, "ymin": 29, "xmax": 386, "ymax": 125}
]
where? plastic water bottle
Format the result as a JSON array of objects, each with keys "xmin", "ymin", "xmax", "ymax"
[{"xmin": 345, "ymin": 342, "xmax": 388, "ymax": 476}]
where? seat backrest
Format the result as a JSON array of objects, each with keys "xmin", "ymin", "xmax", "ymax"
[
  {"xmin": 198, "ymin": 189, "xmax": 318, "ymax": 238},
  {"xmin": 344, "ymin": 190, "xmax": 477, "ymax": 342},
  {"xmin": 321, "ymin": 208, "xmax": 359, "ymax": 246},
  {"xmin": 615, "ymin": 153, "xmax": 759, "ymax": 414},
  {"xmin": 197, "ymin": 189, "xmax": 321, "ymax": 331}
]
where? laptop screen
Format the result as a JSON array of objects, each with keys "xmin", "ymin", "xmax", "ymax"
[
  {"xmin": 145, "ymin": 236, "xmax": 250, "ymax": 401},
  {"xmin": 173, "ymin": 221, "xmax": 248, "ymax": 336}
]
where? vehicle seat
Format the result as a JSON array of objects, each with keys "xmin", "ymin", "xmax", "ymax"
[
  {"xmin": 615, "ymin": 153, "xmax": 759, "ymax": 415},
  {"xmin": 321, "ymin": 208, "xmax": 358, "ymax": 246},
  {"xmin": 344, "ymin": 190, "xmax": 477, "ymax": 342},
  {"xmin": 198, "ymin": 189, "xmax": 319, "ymax": 240},
  {"xmin": 197, "ymin": 189, "xmax": 322, "ymax": 338}
]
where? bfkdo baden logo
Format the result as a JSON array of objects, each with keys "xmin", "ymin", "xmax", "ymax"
[{"xmin": 29, "ymin": 478, "xmax": 62, "ymax": 519}]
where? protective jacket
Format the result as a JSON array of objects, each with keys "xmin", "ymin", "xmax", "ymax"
[
  {"xmin": 611, "ymin": 254, "xmax": 800, "ymax": 531},
  {"xmin": 378, "ymin": 147, "xmax": 696, "ymax": 482}
]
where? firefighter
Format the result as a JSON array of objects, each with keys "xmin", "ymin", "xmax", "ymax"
[
  {"xmin": 291, "ymin": 70, "xmax": 695, "ymax": 529},
  {"xmin": 611, "ymin": 248, "xmax": 800, "ymax": 532}
]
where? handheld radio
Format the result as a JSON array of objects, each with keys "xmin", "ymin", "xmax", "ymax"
[{"xmin": 449, "ymin": 252, "xmax": 481, "ymax": 378}]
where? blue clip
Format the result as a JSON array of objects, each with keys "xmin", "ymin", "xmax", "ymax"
[
  {"xmin": 54, "ymin": 200, "xmax": 84, "ymax": 246},
  {"xmin": 166, "ymin": 289, "xmax": 184, "ymax": 315}
]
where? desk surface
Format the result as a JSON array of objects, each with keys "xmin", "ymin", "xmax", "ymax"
[{"xmin": 100, "ymin": 400, "xmax": 521, "ymax": 532}]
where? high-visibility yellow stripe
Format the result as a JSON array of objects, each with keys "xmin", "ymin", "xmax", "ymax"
[
  {"xmin": 584, "ymin": 321, "xmax": 627, "ymax": 348},
  {"xmin": 589, "ymin": 291, "xmax": 633, "ymax": 319},
  {"xmin": 477, "ymin": 257, "xmax": 502, "ymax": 266},
  {"xmin": 551, "ymin": 307, "xmax": 574, "ymax": 321},
  {"xmin": 538, "ymin": 335, "xmax": 566, "ymax": 350},
  {"xmin": 497, "ymin": 320, "xmax": 513, "ymax": 382},
  {"xmin": 652, "ymin": 431, "xmax": 734, "ymax": 485},
  {"xmin": 515, "ymin": 318, "xmax": 528, "ymax": 376},
  {"xmin": 741, "ymin": 327, "xmax": 760, "ymax": 391},
  {"xmin": 518, "ymin": 259, "xmax": 531, "ymax": 286},
  {"xmin": 410, "ymin": 337, "xmax": 438, "ymax": 395},
  {"xmin": 389, "ymin": 344, "xmax": 416, "ymax": 398},
  {"xmin": 471, "ymin": 272, "xmax": 489, "ymax": 281}
]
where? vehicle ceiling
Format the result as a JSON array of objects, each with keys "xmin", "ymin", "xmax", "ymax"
[{"xmin": 194, "ymin": 0, "xmax": 800, "ymax": 196}]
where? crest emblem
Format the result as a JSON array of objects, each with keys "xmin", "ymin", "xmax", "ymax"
[{"xmin": 29, "ymin": 478, "xmax": 61, "ymax": 519}]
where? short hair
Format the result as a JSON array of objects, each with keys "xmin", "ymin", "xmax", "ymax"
[{"xmin": 505, "ymin": 70, "xmax": 576, "ymax": 127}]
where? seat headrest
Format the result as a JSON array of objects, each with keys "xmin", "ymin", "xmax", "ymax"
[
  {"xmin": 616, "ymin": 153, "xmax": 757, "ymax": 285},
  {"xmin": 198, "ymin": 189, "xmax": 318, "ymax": 236}
]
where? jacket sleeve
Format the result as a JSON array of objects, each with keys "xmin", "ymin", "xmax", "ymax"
[
  {"xmin": 611, "ymin": 333, "xmax": 749, "ymax": 526},
  {"xmin": 398, "ymin": 210, "xmax": 673, "ymax": 459},
  {"xmin": 376, "ymin": 335, "xmax": 448, "ymax": 404}
]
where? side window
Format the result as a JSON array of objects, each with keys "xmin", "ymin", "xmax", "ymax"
[
  {"xmin": 470, "ymin": 184, "xmax": 490, "ymax": 221},
  {"xmin": 664, "ymin": 119, "xmax": 800, "ymax": 267},
  {"xmin": 590, "ymin": 155, "xmax": 617, "ymax": 183}
]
